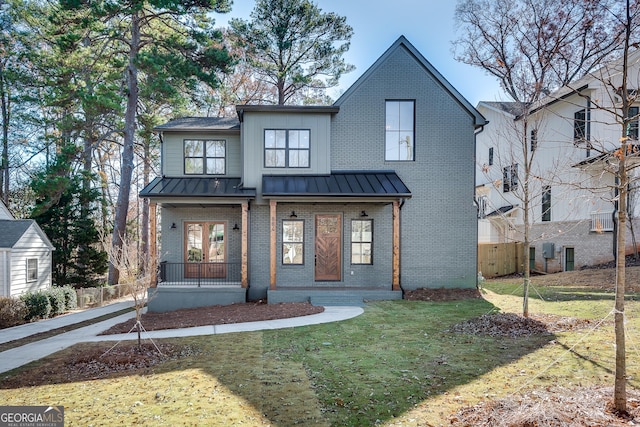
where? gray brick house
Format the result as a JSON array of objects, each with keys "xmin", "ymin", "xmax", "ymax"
[{"xmin": 141, "ymin": 36, "xmax": 486, "ymax": 311}]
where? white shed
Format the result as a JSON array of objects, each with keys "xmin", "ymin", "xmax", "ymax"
[{"xmin": 0, "ymin": 219, "xmax": 55, "ymax": 297}]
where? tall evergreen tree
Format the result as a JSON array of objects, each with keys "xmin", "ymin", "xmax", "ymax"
[
  {"xmin": 57, "ymin": 0, "xmax": 234, "ymax": 285},
  {"xmin": 30, "ymin": 145, "xmax": 108, "ymax": 288},
  {"xmin": 229, "ymin": 0, "xmax": 354, "ymax": 105}
]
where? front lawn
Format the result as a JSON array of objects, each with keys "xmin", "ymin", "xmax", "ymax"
[{"xmin": 1, "ymin": 279, "xmax": 638, "ymax": 426}]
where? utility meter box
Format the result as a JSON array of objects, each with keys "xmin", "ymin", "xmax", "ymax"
[{"xmin": 542, "ymin": 243, "xmax": 555, "ymax": 259}]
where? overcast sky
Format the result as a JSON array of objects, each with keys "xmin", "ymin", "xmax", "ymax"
[{"xmin": 217, "ymin": 0, "xmax": 508, "ymax": 106}]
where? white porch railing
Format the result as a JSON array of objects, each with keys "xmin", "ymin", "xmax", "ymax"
[{"xmin": 590, "ymin": 211, "xmax": 615, "ymax": 232}]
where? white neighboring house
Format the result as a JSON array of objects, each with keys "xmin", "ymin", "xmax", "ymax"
[
  {"xmin": 0, "ymin": 201, "xmax": 54, "ymax": 297},
  {"xmin": 476, "ymin": 50, "xmax": 640, "ymax": 273}
]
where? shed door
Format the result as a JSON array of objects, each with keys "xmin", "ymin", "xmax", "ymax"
[
  {"xmin": 315, "ymin": 214, "xmax": 341, "ymax": 281},
  {"xmin": 565, "ymin": 247, "xmax": 575, "ymax": 272}
]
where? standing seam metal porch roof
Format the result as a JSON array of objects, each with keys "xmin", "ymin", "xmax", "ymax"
[
  {"xmin": 140, "ymin": 177, "xmax": 256, "ymax": 198},
  {"xmin": 262, "ymin": 172, "xmax": 411, "ymax": 198}
]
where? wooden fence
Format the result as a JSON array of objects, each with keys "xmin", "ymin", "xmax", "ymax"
[{"xmin": 478, "ymin": 242, "xmax": 524, "ymax": 278}]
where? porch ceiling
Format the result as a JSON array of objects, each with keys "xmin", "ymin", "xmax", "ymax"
[
  {"xmin": 140, "ymin": 177, "xmax": 256, "ymax": 201},
  {"xmin": 262, "ymin": 171, "xmax": 411, "ymax": 201}
]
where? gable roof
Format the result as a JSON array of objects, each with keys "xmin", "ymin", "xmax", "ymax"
[
  {"xmin": 0, "ymin": 200, "xmax": 14, "ymax": 220},
  {"xmin": 334, "ymin": 35, "xmax": 486, "ymax": 128},
  {"xmin": 0, "ymin": 220, "xmax": 54, "ymax": 249}
]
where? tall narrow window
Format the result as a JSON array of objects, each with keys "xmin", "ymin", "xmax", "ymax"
[
  {"xmin": 184, "ymin": 140, "xmax": 225, "ymax": 174},
  {"xmin": 488, "ymin": 147, "xmax": 494, "ymax": 165},
  {"xmin": 574, "ymin": 109, "xmax": 586, "ymax": 143},
  {"xmin": 627, "ymin": 106, "xmax": 639, "ymax": 140},
  {"xmin": 530, "ymin": 129, "xmax": 538, "ymax": 152},
  {"xmin": 283, "ymin": 220, "xmax": 304, "ymax": 264},
  {"xmin": 385, "ymin": 100, "xmax": 415, "ymax": 161},
  {"xmin": 503, "ymin": 164, "xmax": 518, "ymax": 193},
  {"xmin": 351, "ymin": 219, "xmax": 373, "ymax": 264},
  {"xmin": 265, "ymin": 130, "xmax": 310, "ymax": 168},
  {"xmin": 27, "ymin": 258, "xmax": 38, "ymax": 282},
  {"xmin": 542, "ymin": 186, "xmax": 551, "ymax": 222}
]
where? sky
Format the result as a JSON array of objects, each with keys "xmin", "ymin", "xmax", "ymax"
[{"xmin": 216, "ymin": 0, "xmax": 508, "ymax": 106}]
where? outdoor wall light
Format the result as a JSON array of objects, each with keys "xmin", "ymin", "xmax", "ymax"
[
  {"xmin": 360, "ymin": 210, "xmax": 368, "ymax": 217},
  {"xmin": 233, "ymin": 223, "xmax": 240, "ymax": 230},
  {"xmin": 290, "ymin": 211, "xmax": 298, "ymax": 218},
  {"xmin": 170, "ymin": 222, "xmax": 177, "ymax": 229}
]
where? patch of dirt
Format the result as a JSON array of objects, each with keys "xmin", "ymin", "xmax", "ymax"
[
  {"xmin": 451, "ymin": 386, "xmax": 640, "ymax": 426},
  {"xmin": 101, "ymin": 300, "xmax": 324, "ymax": 335},
  {"xmin": 449, "ymin": 312, "xmax": 596, "ymax": 338},
  {"xmin": 404, "ymin": 288, "xmax": 483, "ymax": 301},
  {"xmin": 0, "ymin": 342, "xmax": 198, "ymax": 388},
  {"xmin": 497, "ymin": 265, "xmax": 640, "ymax": 292}
]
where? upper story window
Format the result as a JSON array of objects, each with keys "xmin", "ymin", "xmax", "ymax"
[
  {"xmin": 265, "ymin": 129, "xmax": 310, "ymax": 168},
  {"xmin": 627, "ymin": 106, "xmax": 639, "ymax": 140},
  {"xmin": 503, "ymin": 163, "xmax": 518, "ymax": 193},
  {"xmin": 385, "ymin": 100, "xmax": 415, "ymax": 161},
  {"xmin": 542, "ymin": 185, "xmax": 551, "ymax": 222},
  {"xmin": 184, "ymin": 139, "xmax": 225, "ymax": 175},
  {"xmin": 530, "ymin": 129, "xmax": 538, "ymax": 152},
  {"xmin": 488, "ymin": 147, "xmax": 494, "ymax": 165},
  {"xmin": 574, "ymin": 109, "xmax": 586, "ymax": 142}
]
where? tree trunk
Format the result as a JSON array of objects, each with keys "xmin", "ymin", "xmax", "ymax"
[
  {"xmin": 614, "ymin": 155, "xmax": 628, "ymax": 413},
  {"xmin": 109, "ymin": 10, "xmax": 140, "ymax": 285},
  {"xmin": 0, "ymin": 64, "xmax": 9, "ymax": 206},
  {"xmin": 140, "ymin": 136, "xmax": 151, "ymax": 274}
]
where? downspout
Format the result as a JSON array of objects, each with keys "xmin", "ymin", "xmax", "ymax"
[
  {"xmin": 158, "ymin": 132, "xmax": 165, "ymax": 177},
  {"xmin": 474, "ymin": 122, "xmax": 488, "ymax": 288}
]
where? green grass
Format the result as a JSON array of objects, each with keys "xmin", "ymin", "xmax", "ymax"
[{"xmin": 1, "ymin": 285, "xmax": 639, "ymax": 426}]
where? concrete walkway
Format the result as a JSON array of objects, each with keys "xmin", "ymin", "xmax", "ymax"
[{"xmin": 0, "ymin": 301, "xmax": 364, "ymax": 374}]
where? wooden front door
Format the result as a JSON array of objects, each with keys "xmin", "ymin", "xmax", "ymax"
[
  {"xmin": 185, "ymin": 222, "xmax": 227, "ymax": 278},
  {"xmin": 315, "ymin": 214, "xmax": 341, "ymax": 281}
]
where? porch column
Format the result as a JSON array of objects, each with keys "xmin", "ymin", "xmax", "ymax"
[
  {"xmin": 149, "ymin": 202, "xmax": 157, "ymax": 288},
  {"xmin": 392, "ymin": 200, "xmax": 400, "ymax": 291},
  {"xmin": 269, "ymin": 200, "xmax": 277, "ymax": 290},
  {"xmin": 241, "ymin": 202, "xmax": 249, "ymax": 288}
]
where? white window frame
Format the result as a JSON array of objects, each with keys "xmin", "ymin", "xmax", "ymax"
[{"xmin": 27, "ymin": 258, "xmax": 38, "ymax": 282}]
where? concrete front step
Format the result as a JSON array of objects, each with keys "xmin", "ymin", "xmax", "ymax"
[
  {"xmin": 268, "ymin": 288, "xmax": 402, "ymax": 305},
  {"xmin": 310, "ymin": 295, "xmax": 364, "ymax": 307}
]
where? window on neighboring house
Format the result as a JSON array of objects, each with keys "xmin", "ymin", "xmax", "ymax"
[
  {"xmin": 477, "ymin": 195, "xmax": 488, "ymax": 219},
  {"xmin": 265, "ymin": 130, "xmax": 310, "ymax": 168},
  {"xmin": 184, "ymin": 140, "xmax": 226, "ymax": 174},
  {"xmin": 385, "ymin": 100, "xmax": 415, "ymax": 161},
  {"xmin": 530, "ymin": 129, "xmax": 538, "ymax": 152},
  {"xmin": 574, "ymin": 109, "xmax": 586, "ymax": 142},
  {"xmin": 627, "ymin": 106, "xmax": 639, "ymax": 140},
  {"xmin": 283, "ymin": 220, "xmax": 304, "ymax": 264},
  {"xmin": 27, "ymin": 258, "xmax": 38, "ymax": 282},
  {"xmin": 351, "ymin": 219, "xmax": 373, "ymax": 264},
  {"xmin": 542, "ymin": 186, "xmax": 551, "ymax": 222},
  {"xmin": 503, "ymin": 164, "xmax": 518, "ymax": 192},
  {"xmin": 488, "ymin": 147, "xmax": 494, "ymax": 165}
]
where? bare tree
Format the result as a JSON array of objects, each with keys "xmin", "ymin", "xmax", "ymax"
[{"xmin": 455, "ymin": 0, "xmax": 623, "ymax": 316}]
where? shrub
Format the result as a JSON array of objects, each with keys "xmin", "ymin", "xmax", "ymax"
[
  {"xmin": 47, "ymin": 287, "xmax": 66, "ymax": 316},
  {"xmin": 0, "ymin": 297, "xmax": 28, "ymax": 328},
  {"xmin": 60, "ymin": 285, "xmax": 78, "ymax": 311},
  {"xmin": 20, "ymin": 291, "xmax": 51, "ymax": 321}
]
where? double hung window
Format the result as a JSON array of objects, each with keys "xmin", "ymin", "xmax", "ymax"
[
  {"xmin": 503, "ymin": 164, "xmax": 518, "ymax": 193},
  {"xmin": 351, "ymin": 220, "xmax": 373, "ymax": 264},
  {"xmin": 283, "ymin": 220, "xmax": 304, "ymax": 264},
  {"xmin": 27, "ymin": 258, "xmax": 38, "ymax": 282}
]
